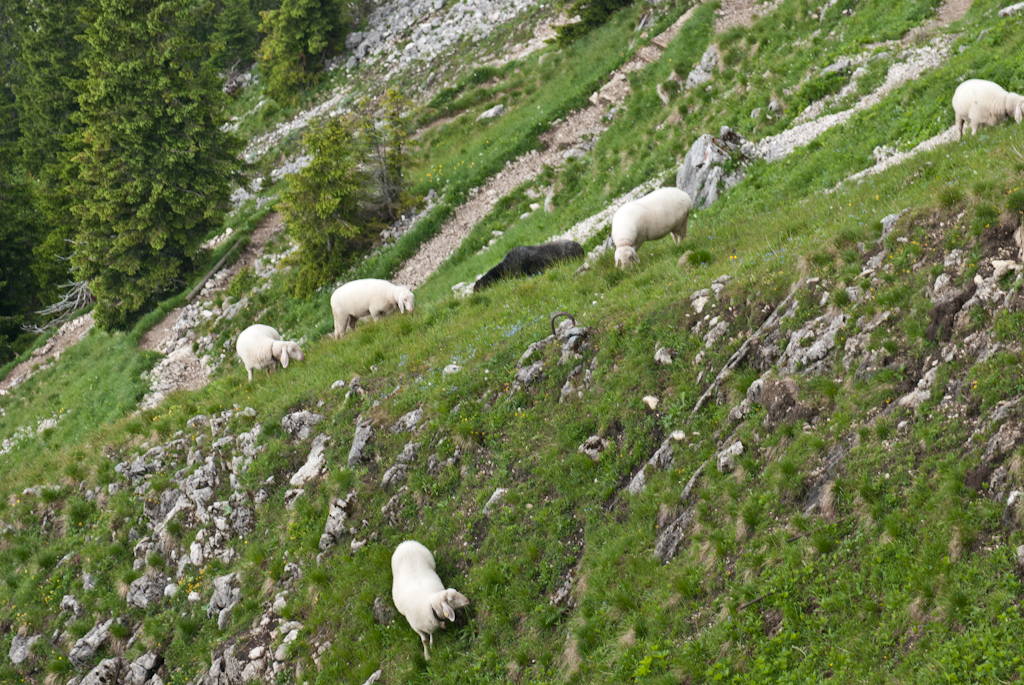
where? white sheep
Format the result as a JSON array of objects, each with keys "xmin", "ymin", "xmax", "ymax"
[
  {"xmin": 611, "ymin": 187, "xmax": 693, "ymax": 269},
  {"xmin": 391, "ymin": 540, "xmax": 469, "ymax": 661},
  {"xmin": 329, "ymin": 279, "xmax": 415, "ymax": 339},
  {"xmin": 952, "ymin": 79, "xmax": 1024, "ymax": 140},
  {"xmin": 235, "ymin": 324, "xmax": 304, "ymax": 382}
]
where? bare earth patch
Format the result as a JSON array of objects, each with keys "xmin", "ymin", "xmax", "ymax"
[
  {"xmin": 393, "ymin": 9, "xmax": 697, "ymax": 290},
  {"xmin": 0, "ymin": 313, "xmax": 95, "ymax": 394},
  {"xmin": 136, "ymin": 212, "xmax": 287, "ymax": 411}
]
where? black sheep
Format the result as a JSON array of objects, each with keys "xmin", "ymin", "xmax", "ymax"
[{"xmin": 473, "ymin": 240, "xmax": 585, "ymax": 292}]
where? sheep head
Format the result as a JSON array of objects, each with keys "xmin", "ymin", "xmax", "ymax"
[
  {"xmin": 397, "ymin": 288, "xmax": 415, "ymax": 314},
  {"xmin": 614, "ymin": 245, "xmax": 640, "ymax": 270},
  {"xmin": 273, "ymin": 340, "xmax": 305, "ymax": 368},
  {"xmin": 430, "ymin": 588, "xmax": 469, "ymax": 623},
  {"xmin": 1015, "ymin": 99, "xmax": 1023, "ymax": 124}
]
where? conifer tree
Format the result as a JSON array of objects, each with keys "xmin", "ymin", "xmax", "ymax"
[
  {"xmin": 281, "ymin": 114, "xmax": 370, "ymax": 297},
  {"xmin": 16, "ymin": 0, "xmax": 90, "ymax": 302},
  {"xmin": 358, "ymin": 87, "xmax": 415, "ymax": 221},
  {"xmin": 73, "ymin": 0, "xmax": 242, "ymax": 329},
  {"xmin": 0, "ymin": 144, "xmax": 40, "ymax": 359},
  {"xmin": 258, "ymin": 0, "xmax": 348, "ymax": 103}
]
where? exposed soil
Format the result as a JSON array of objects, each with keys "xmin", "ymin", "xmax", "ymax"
[
  {"xmin": 139, "ymin": 212, "xmax": 285, "ymax": 353},
  {"xmin": 0, "ymin": 313, "xmax": 95, "ymax": 393},
  {"xmin": 392, "ymin": 9, "xmax": 697, "ymax": 289}
]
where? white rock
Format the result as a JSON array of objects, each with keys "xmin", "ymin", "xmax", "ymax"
[{"xmin": 642, "ymin": 396, "xmax": 659, "ymax": 410}]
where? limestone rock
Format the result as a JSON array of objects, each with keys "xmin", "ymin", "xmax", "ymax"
[
  {"xmin": 289, "ymin": 433, "xmax": 331, "ymax": 486},
  {"xmin": 281, "ymin": 411, "xmax": 324, "ymax": 441},
  {"xmin": 716, "ymin": 441, "xmax": 743, "ymax": 473},
  {"xmin": 348, "ymin": 419, "xmax": 374, "ymax": 467},
  {"xmin": 373, "ymin": 596, "xmax": 395, "ymax": 625},
  {"xmin": 8, "ymin": 634, "xmax": 41, "ymax": 665},
  {"xmin": 127, "ymin": 572, "xmax": 170, "ymax": 609},
  {"xmin": 476, "ymin": 104, "xmax": 505, "ymax": 122}
]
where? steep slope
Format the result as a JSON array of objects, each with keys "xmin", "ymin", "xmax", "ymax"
[{"xmin": 3, "ymin": 0, "xmax": 1024, "ymax": 684}]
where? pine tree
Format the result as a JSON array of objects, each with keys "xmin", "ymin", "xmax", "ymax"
[
  {"xmin": 282, "ymin": 114, "xmax": 371, "ymax": 297},
  {"xmin": 16, "ymin": 0, "xmax": 90, "ymax": 303},
  {"xmin": 209, "ymin": 0, "xmax": 261, "ymax": 71},
  {"xmin": 258, "ymin": 0, "xmax": 348, "ymax": 103},
  {"xmin": 358, "ymin": 87, "xmax": 415, "ymax": 222},
  {"xmin": 0, "ymin": 144, "xmax": 40, "ymax": 360},
  {"xmin": 73, "ymin": 0, "xmax": 242, "ymax": 329}
]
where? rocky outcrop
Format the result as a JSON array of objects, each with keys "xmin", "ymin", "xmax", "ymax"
[{"xmin": 676, "ymin": 127, "xmax": 750, "ymax": 210}]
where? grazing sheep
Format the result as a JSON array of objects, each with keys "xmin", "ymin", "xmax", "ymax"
[
  {"xmin": 473, "ymin": 240, "xmax": 584, "ymax": 292},
  {"xmin": 330, "ymin": 279, "xmax": 414, "ymax": 339},
  {"xmin": 611, "ymin": 187, "xmax": 692, "ymax": 269},
  {"xmin": 391, "ymin": 540, "xmax": 469, "ymax": 661},
  {"xmin": 235, "ymin": 324, "xmax": 304, "ymax": 382},
  {"xmin": 952, "ymin": 79, "xmax": 1024, "ymax": 139}
]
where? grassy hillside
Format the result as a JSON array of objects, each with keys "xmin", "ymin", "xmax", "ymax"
[{"xmin": 3, "ymin": 0, "xmax": 1024, "ymax": 683}]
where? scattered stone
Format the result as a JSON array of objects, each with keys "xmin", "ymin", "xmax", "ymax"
[
  {"xmin": 127, "ymin": 652, "xmax": 162, "ymax": 685},
  {"xmin": 69, "ymin": 618, "xmax": 115, "ymax": 668},
  {"xmin": 642, "ymin": 396, "xmax": 659, "ymax": 410},
  {"xmin": 515, "ymin": 360, "xmax": 545, "ymax": 387},
  {"xmin": 373, "ymin": 596, "xmax": 395, "ymax": 625},
  {"xmin": 685, "ymin": 44, "xmax": 719, "ymax": 90},
  {"xmin": 390, "ymin": 407, "xmax": 423, "ymax": 433},
  {"xmin": 654, "ymin": 507, "xmax": 696, "ymax": 563},
  {"xmin": 127, "ymin": 572, "xmax": 170, "ymax": 609},
  {"xmin": 289, "ymin": 433, "xmax": 331, "ymax": 486},
  {"xmin": 626, "ymin": 439, "xmax": 676, "ymax": 494},
  {"xmin": 716, "ymin": 441, "xmax": 744, "ymax": 473},
  {"xmin": 483, "ymin": 487, "xmax": 508, "ymax": 515},
  {"xmin": 209, "ymin": 573, "xmax": 241, "ymax": 631},
  {"xmin": 9, "ymin": 634, "xmax": 41, "ymax": 665},
  {"xmin": 319, "ymin": 492, "xmax": 356, "ymax": 552},
  {"xmin": 382, "ymin": 442, "xmax": 419, "ymax": 488},
  {"xmin": 361, "ymin": 670, "xmax": 383, "ymax": 685},
  {"xmin": 60, "ymin": 594, "xmax": 81, "ymax": 616},
  {"xmin": 80, "ymin": 658, "xmax": 129, "ymax": 685},
  {"xmin": 676, "ymin": 127, "xmax": 748, "ymax": 210},
  {"xmin": 999, "ymin": 1, "xmax": 1024, "ymax": 16},
  {"xmin": 577, "ymin": 435, "xmax": 610, "ymax": 460},
  {"xmin": 476, "ymin": 104, "xmax": 505, "ymax": 122},
  {"xmin": 550, "ymin": 568, "xmax": 577, "ymax": 608},
  {"xmin": 281, "ymin": 410, "xmax": 324, "ymax": 441},
  {"xmin": 349, "ymin": 418, "xmax": 374, "ymax": 467},
  {"xmin": 654, "ymin": 346, "xmax": 674, "ymax": 365},
  {"xmin": 196, "ymin": 652, "xmax": 243, "ymax": 685}
]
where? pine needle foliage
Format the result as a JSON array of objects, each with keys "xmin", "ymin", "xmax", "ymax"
[
  {"xmin": 71, "ymin": 0, "xmax": 242, "ymax": 329},
  {"xmin": 282, "ymin": 114, "xmax": 372, "ymax": 297},
  {"xmin": 357, "ymin": 87, "xmax": 416, "ymax": 222},
  {"xmin": 15, "ymin": 0, "xmax": 89, "ymax": 303},
  {"xmin": 257, "ymin": 0, "xmax": 349, "ymax": 104}
]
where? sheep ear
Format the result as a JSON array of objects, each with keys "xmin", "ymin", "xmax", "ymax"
[
  {"xmin": 441, "ymin": 601, "xmax": 455, "ymax": 621},
  {"xmin": 446, "ymin": 589, "xmax": 470, "ymax": 609}
]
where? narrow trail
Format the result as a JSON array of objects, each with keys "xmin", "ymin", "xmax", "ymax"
[
  {"xmin": 0, "ymin": 314, "xmax": 94, "ymax": 394},
  {"xmin": 393, "ymin": 8, "xmax": 699, "ymax": 289},
  {"xmin": 135, "ymin": 212, "xmax": 287, "ymax": 411},
  {"xmin": 139, "ymin": 212, "xmax": 286, "ymax": 352}
]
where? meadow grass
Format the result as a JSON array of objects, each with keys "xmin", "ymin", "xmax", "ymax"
[{"xmin": 5, "ymin": 1, "xmax": 1024, "ymax": 683}]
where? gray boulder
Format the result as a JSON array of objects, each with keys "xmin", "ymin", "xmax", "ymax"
[
  {"xmin": 8, "ymin": 634, "xmax": 41, "ymax": 665},
  {"xmin": 676, "ymin": 127, "xmax": 748, "ymax": 210}
]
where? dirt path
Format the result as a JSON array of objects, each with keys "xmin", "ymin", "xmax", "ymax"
[
  {"xmin": 137, "ymin": 211, "xmax": 287, "ymax": 411},
  {"xmin": 0, "ymin": 313, "xmax": 95, "ymax": 394},
  {"xmin": 393, "ymin": 9, "xmax": 698, "ymax": 289},
  {"xmin": 139, "ymin": 212, "xmax": 285, "ymax": 352}
]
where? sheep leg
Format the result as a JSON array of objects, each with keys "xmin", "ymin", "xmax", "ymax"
[
  {"xmin": 955, "ymin": 114, "xmax": 964, "ymax": 141},
  {"xmin": 246, "ymin": 367, "xmax": 253, "ymax": 382},
  {"xmin": 418, "ymin": 631, "xmax": 431, "ymax": 660}
]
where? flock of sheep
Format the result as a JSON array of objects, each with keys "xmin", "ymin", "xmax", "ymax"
[{"xmin": 227, "ymin": 78, "xmax": 1021, "ymax": 658}]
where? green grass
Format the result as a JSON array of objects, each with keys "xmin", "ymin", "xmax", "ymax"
[{"xmin": 5, "ymin": 0, "xmax": 1024, "ymax": 683}]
